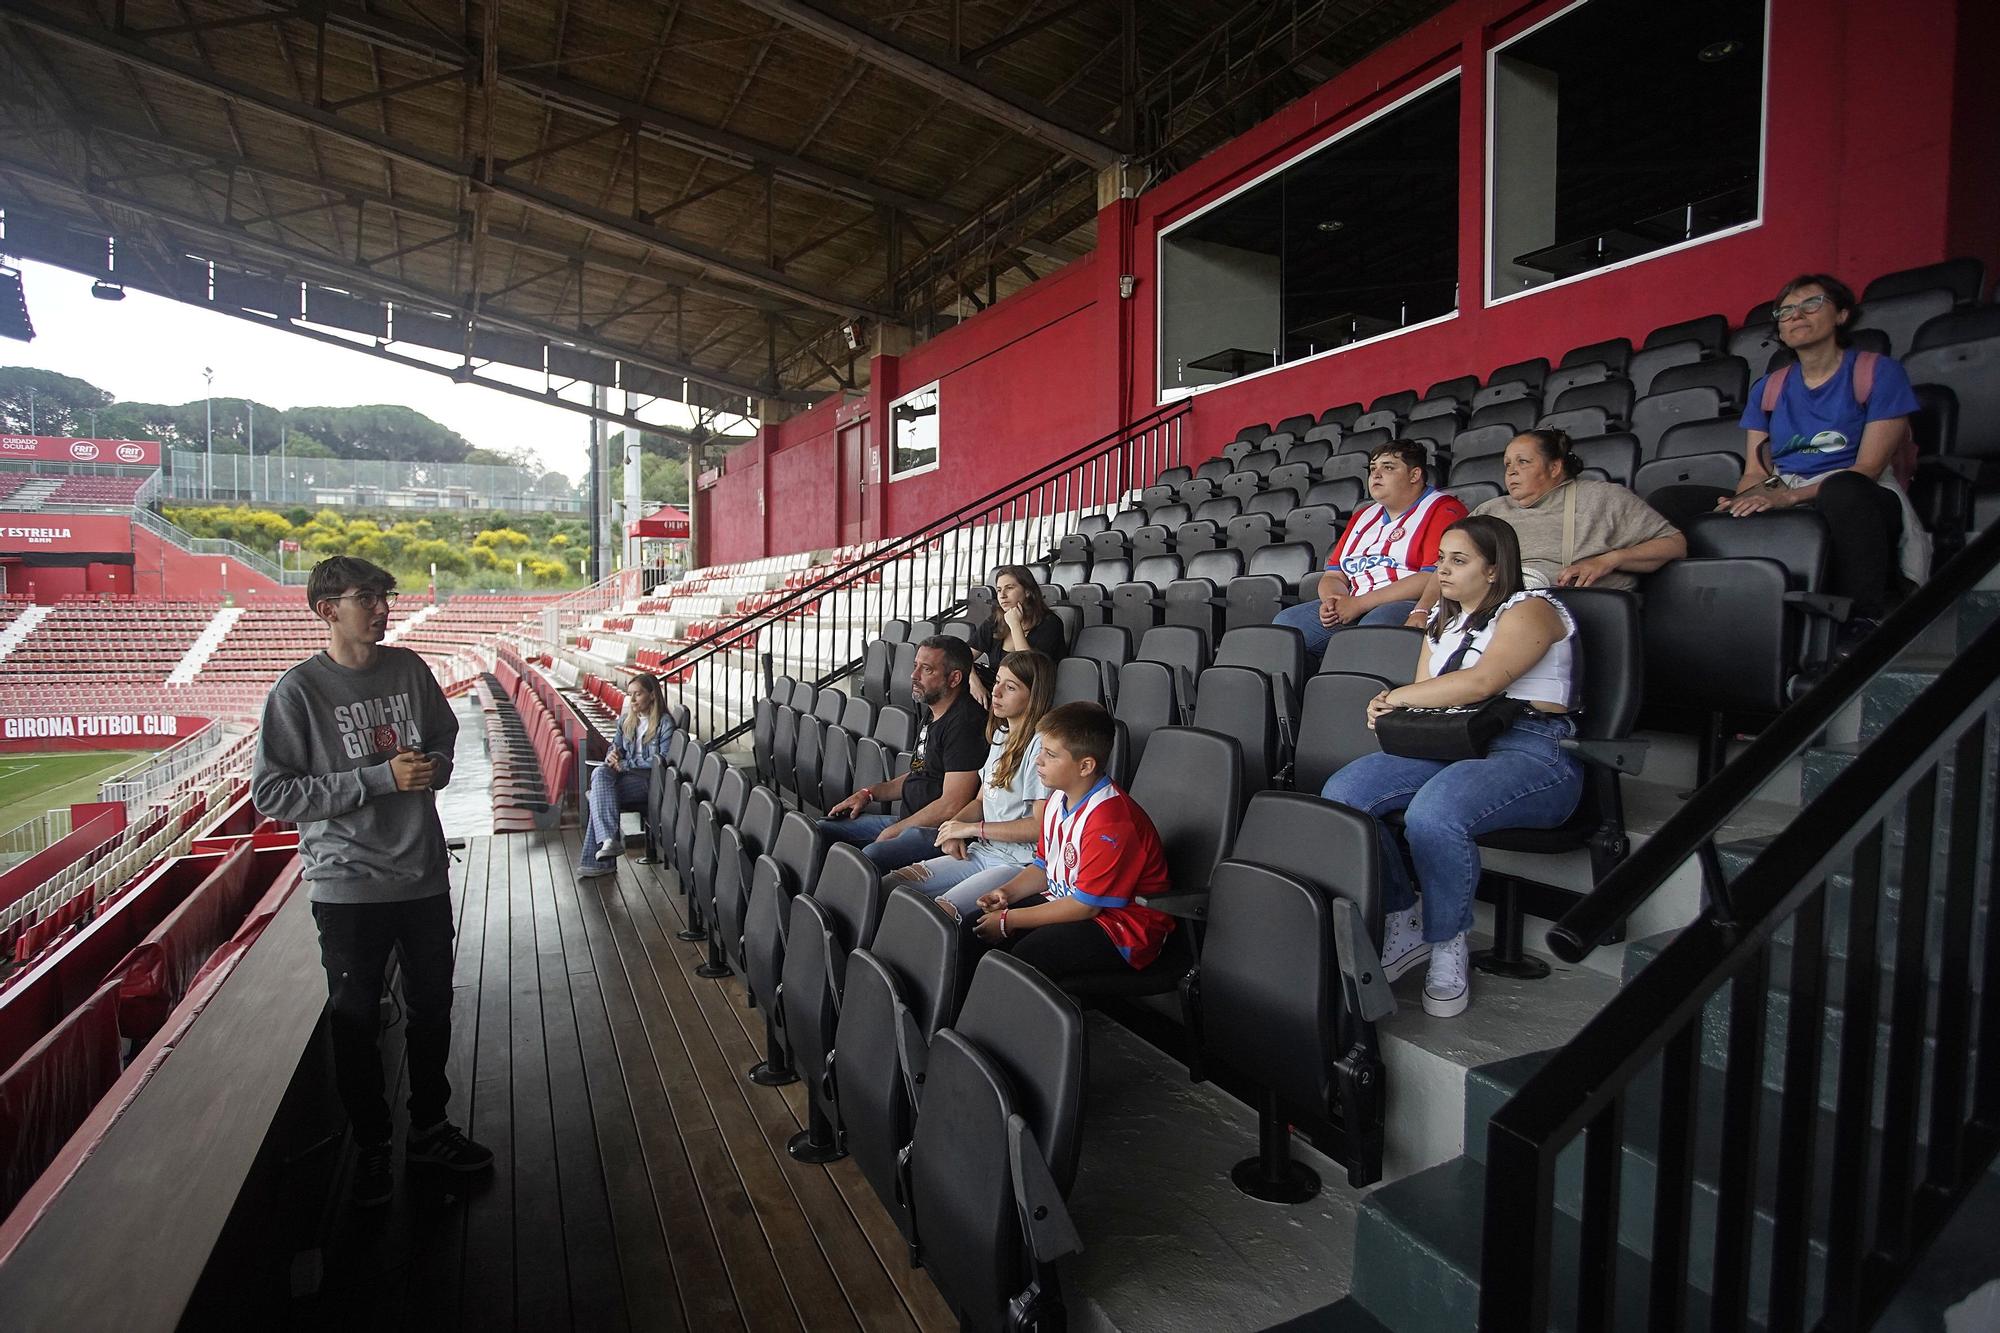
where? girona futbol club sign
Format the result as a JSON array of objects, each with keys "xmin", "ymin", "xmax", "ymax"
[
  {"xmin": 0, "ymin": 713, "xmax": 209, "ymax": 753},
  {"xmin": 0, "ymin": 436, "xmax": 162, "ymax": 466}
]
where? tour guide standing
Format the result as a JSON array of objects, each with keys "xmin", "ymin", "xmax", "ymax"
[{"xmin": 251, "ymin": 555, "xmax": 493, "ymax": 1207}]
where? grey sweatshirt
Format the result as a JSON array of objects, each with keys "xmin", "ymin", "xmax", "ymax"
[{"xmin": 251, "ymin": 646, "xmax": 459, "ymax": 904}]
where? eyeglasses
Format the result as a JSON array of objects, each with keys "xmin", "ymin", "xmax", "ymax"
[
  {"xmin": 332, "ymin": 591, "xmax": 398, "ymax": 609},
  {"xmin": 1772, "ymin": 294, "xmax": 1830, "ymax": 322}
]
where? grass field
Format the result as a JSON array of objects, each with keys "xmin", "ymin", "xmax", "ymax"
[{"xmin": 0, "ymin": 751, "xmax": 147, "ymax": 834}]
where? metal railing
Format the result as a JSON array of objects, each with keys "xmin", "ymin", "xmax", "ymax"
[
  {"xmin": 128, "ymin": 505, "xmax": 295, "ymax": 583},
  {"xmin": 0, "ymin": 808, "xmax": 71, "ymax": 870},
  {"xmin": 98, "ymin": 720, "xmax": 228, "ymax": 812},
  {"xmin": 647, "ymin": 402, "xmax": 1188, "ymax": 745},
  {"xmin": 165, "ymin": 449, "xmax": 583, "ymax": 512},
  {"xmin": 549, "ymin": 567, "xmax": 645, "ymax": 640},
  {"xmin": 1479, "ymin": 521, "xmax": 2000, "ymax": 1330}
]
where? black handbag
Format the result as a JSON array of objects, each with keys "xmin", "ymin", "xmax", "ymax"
[
  {"xmin": 1373, "ymin": 696, "xmax": 1527, "ymax": 762},
  {"xmin": 1373, "ymin": 605, "xmax": 1527, "ymax": 762}
]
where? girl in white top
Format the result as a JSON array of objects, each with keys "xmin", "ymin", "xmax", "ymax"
[
  {"xmin": 885, "ymin": 651, "xmax": 1053, "ymax": 919},
  {"xmin": 1320, "ymin": 515, "xmax": 1584, "ymax": 1019}
]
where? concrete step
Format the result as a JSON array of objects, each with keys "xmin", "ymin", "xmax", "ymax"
[
  {"xmin": 1464, "ymin": 1050, "xmax": 1844, "ymax": 1327},
  {"xmin": 1346, "ymin": 1156, "xmax": 1769, "ymax": 1333}
]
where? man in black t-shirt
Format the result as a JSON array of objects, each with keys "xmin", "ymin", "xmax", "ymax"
[{"xmin": 822, "ymin": 636, "xmax": 987, "ymax": 872}]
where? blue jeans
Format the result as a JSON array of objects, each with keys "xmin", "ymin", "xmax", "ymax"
[
  {"xmin": 816, "ymin": 813, "xmax": 943, "ymax": 874},
  {"xmin": 1320, "ymin": 713, "xmax": 1583, "ymax": 943},
  {"xmin": 887, "ymin": 844, "xmax": 1032, "ymax": 919},
  {"xmin": 1274, "ymin": 597, "xmax": 1418, "ymax": 666}
]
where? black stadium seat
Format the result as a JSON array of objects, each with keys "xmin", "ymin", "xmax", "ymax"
[
  {"xmin": 1864, "ymin": 256, "xmax": 1986, "ymax": 305},
  {"xmin": 1540, "ymin": 362, "xmax": 1606, "ymax": 404},
  {"xmin": 1487, "ymin": 357, "xmax": 1548, "ymax": 391},
  {"xmin": 1627, "ymin": 339, "xmax": 1704, "ymax": 396},
  {"xmin": 1643, "ymin": 313, "xmax": 1728, "ymax": 355},
  {"xmin": 1470, "ymin": 588, "xmax": 1647, "ymax": 977},
  {"xmin": 743, "ymin": 811, "xmax": 828, "ymax": 1086},
  {"xmin": 1855, "ymin": 288, "xmax": 1954, "ymax": 356},
  {"xmin": 1631, "ymin": 385, "xmax": 1724, "ymax": 456},
  {"xmin": 1319, "ymin": 624, "xmax": 1422, "ymax": 682},
  {"xmin": 1193, "ymin": 666, "xmax": 1279, "ymax": 794},
  {"xmin": 1551, "ymin": 377, "xmax": 1634, "ymax": 426},
  {"xmin": 781, "ymin": 844, "xmax": 884, "ymax": 1163},
  {"xmin": 1183, "ymin": 791, "xmax": 1392, "ymax": 1191},
  {"xmin": 1291, "ymin": 672, "xmax": 1384, "ymax": 795},
  {"xmin": 1570, "ymin": 432, "xmax": 1641, "ymax": 488},
  {"xmin": 906, "ymin": 953, "xmax": 1085, "ymax": 1332},
  {"xmin": 1649, "ymin": 354, "xmax": 1750, "ymax": 409},
  {"xmin": 1560, "ymin": 337, "xmax": 1631, "ymax": 374},
  {"xmin": 830, "ymin": 888, "xmax": 961, "ymax": 1247}
]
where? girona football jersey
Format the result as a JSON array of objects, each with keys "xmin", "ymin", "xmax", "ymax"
[
  {"xmin": 1033, "ymin": 778, "xmax": 1174, "ymax": 969},
  {"xmin": 1326, "ymin": 487, "xmax": 1466, "ymax": 596}
]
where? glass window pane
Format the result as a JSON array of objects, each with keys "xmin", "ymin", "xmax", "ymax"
[
  {"xmin": 1159, "ymin": 78, "xmax": 1460, "ymax": 393},
  {"xmin": 1490, "ymin": 0, "xmax": 1766, "ymax": 300}
]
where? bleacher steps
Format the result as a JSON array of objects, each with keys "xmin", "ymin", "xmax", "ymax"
[
  {"xmin": 383, "ymin": 604, "xmax": 437, "ymax": 644},
  {"xmin": 1315, "ymin": 595, "xmax": 1989, "ymax": 1333},
  {"xmin": 1374, "ymin": 946, "xmax": 1621, "ymax": 1184},
  {"xmin": 3, "ymin": 478, "xmax": 61, "ymax": 510},
  {"xmin": 167, "ymin": 606, "xmax": 244, "ymax": 683},
  {"xmin": 0, "ymin": 603, "xmax": 51, "ymax": 659}
]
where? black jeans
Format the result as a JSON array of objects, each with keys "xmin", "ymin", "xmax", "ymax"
[
  {"xmin": 966, "ymin": 892, "xmax": 1128, "ymax": 982},
  {"xmin": 1649, "ymin": 470, "xmax": 1904, "ymax": 617},
  {"xmin": 312, "ymin": 894, "xmax": 456, "ymax": 1145}
]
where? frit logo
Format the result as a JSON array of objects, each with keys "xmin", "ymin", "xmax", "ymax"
[
  {"xmin": 116, "ymin": 443, "xmax": 146, "ymax": 463},
  {"xmin": 68, "ymin": 441, "xmax": 100, "ymax": 461}
]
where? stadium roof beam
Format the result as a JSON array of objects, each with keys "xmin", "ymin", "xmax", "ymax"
[
  {"xmin": 251, "ymin": 0, "xmax": 968, "ymax": 227},
  {"xmin": 0, "ymin": 157, "xmax": 800, "ymax": 403},
  {"xmin": 727, "ymin": 0, "xmax": 1123, "ymax": 169},
  {"xmin": 40, "ymin": 116, "xmax": 797, "ymax": 314},
  {"xmin": 0, "ymin": 2, "xmax": 885, "ymax": 321}
]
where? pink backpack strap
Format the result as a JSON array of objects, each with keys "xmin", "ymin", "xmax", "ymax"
[
  {"xmin": 1760, "ymin": 363, "xmax": 1789, "ymax": 414},
  {"xmin": 1852, "ymin": 348, "xmax": 1878, "ymax": 405}
]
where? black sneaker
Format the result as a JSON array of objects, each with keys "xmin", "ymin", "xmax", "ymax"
[
  {"xmin": 1833, "ymin": 616, "xmax": 1882, "ymax": 660},
  {"xmin": 407, "ymin": 1121, "xmax": 495, "ymax": 1174},
  {"xmin": 352, "ymin": 1139, "xmax": 394, "ymax": 1208}
]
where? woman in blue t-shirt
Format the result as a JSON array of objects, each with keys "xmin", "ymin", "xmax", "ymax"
[{"xmin": 1649, "ymin": 273, "xmax": 1923, "ymax": 643}]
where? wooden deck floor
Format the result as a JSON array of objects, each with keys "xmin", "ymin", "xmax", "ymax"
[{"xmin": 307, "ymin": 831, "xmax": 955, "ymax": 1333}]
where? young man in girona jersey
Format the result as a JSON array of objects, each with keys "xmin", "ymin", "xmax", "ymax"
[
  {"xmin": 1274, "ymin": 439, "xmax": 1467, "ymax": 669},
  {"xmin": 966, "ymin": 702, "xmax": 1175, "ymax": 982},
  {"xmin": 251, "ymin": 556, "xmax": 492, "ymax": 1208}
]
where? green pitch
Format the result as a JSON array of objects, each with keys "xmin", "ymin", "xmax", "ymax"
[{"xmin": 0, "ymin": 751, "xmax": 148, "ymax": 835}]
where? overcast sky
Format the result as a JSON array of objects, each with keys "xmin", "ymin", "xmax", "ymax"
[{"xmin": 3, "ymin": 258, "xmax": 737, "ymax": 476}]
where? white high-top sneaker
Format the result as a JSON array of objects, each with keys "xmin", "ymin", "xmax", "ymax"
[
  {"xmin": 1380, "ymin": 901, "xmax": 1431, "ymax": 981},
  {"xmin": 1424, "ymin": 932, "xmax": 1471, "ymax": 1018}
]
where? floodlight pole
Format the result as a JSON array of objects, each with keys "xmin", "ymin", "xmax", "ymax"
[{"xmin": 202, "ymin": 366, "xmax": 214, "ymax": 500}]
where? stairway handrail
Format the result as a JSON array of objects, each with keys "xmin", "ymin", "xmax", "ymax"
[
  {"xmin": 653, "ymin": 399, "xmax": 1191, "ymax": 675},
  {"xmin": 1548, "ymin": 518, "xmax": 2000, "ymax": 962},
  {"xmin": 1480, "ymin": 606, "xmax": 2000, "ymax": 1329}
]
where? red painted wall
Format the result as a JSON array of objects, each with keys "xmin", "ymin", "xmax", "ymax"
[
  {"xmin": 128, "ymin": 526, "xmax": 284, "ymax": 599},
  {"xmin": 698, "ymin": 0, "xmax": 2000, "ymax": 563}
]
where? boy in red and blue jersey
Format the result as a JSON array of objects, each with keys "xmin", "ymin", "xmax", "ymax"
[{"xmin": 969, "ymin": 702, "xmax": 1174, "ymax": 979}]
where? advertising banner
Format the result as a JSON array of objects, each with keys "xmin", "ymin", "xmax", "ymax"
[
  {"xmin": 0, "ymin": 713, "xmax": 210, "ymax": 753},
  {"xmin": 0, "ymin": 515, "xmax": 135, "ymax": 554},
  {"xmin": 0, "ymin": 436, "xmax": 163, "ymax": 466}
]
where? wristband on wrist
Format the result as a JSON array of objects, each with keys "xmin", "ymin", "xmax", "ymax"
[{"xmin": 999, "ymin": 908, "xmax": 1008, "ymax": 939}]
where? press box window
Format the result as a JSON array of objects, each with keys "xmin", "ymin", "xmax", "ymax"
[
  {"xmin": 1159, "ymin": 76, "xmax": 1460, "ymax": 392},
  {"xmin": 1489, "ymin": 0, "xmax": 1766, "ymax": 301},
  {"xmin": 889, "ymin": 382, "xmax": 940, "ymax": 480}
]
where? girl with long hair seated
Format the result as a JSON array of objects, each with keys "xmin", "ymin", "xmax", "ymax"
[
  {"xmin": 967, "ymin": 565, "xmax": 1065, "ymax": 702},
  {"xmin": 884, "ymin": 650, "xmax": 1053, "ymax": 919},
  {"xmin": 577, "ymin": 671, "xmax": 672, "ymax": 877},
  {"xmin": 1321, "ymin": 516, "xmax": 1583, "ymax": 1018}
]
